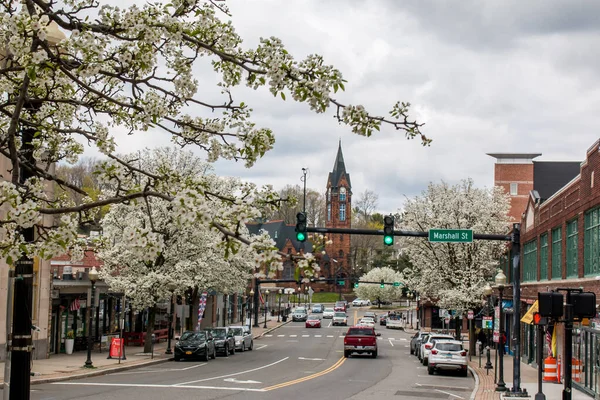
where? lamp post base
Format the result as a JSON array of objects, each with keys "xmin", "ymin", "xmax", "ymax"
[
  {"xmin": 83, "ymin": 360, "xmax": 94, "ymax": 369},
  {"xmin": 495, "ymin": 383, "xmax": 507, "ymax": 392},
  {"xmin": 165, "ymin": 348, "xmax": 172, "ymax": 355}
]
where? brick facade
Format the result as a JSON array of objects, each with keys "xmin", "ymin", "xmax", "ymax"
[{"xmin": 519, "ymin": 139, "xmax": 600, "ymax": 301}]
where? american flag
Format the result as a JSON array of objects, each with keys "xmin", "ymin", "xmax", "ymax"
[
  {"xmin": 196, "ymin": 292, "xmax": 208, "ymax": 331},
  {"xmin": 259, "ymin": 290, "xmax": 265, "ymax": 305},
  {"xmin": 546, "ymin": 326, "xmax": 553, "ymax": 357},
  {"xmin": 69, "ymin": 297, "xmax": 80, "ymax": 312}
]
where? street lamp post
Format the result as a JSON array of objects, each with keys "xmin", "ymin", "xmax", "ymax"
[
  {"xmin": 165, "ymin": 283, "xmax": 177, "ymax": 355},
  {"xmin": 263, "ymin": 290, "xmax": 270, "ymax": 329},
  {"xmin": 495, "ymin": 270, "xmax": 507, "ymax": 392},
  {"xmin": 408, "ymin": 292, "xmax": 413, "ymax": 328},
  {"xmin": 249, "ymin": 289, "xmax": 254, "ymax": 332},
  {"xmin": 483, "ymin": 283, "xmax": 493, "ymax": 371},
  {"xmin": 84, "ymin": 267, "xmax": 99, "ymax": 368},
  {"xmin": 304, "ymin": 287, "xmax": 308, "ymax": 308},
  {"xmin": 277, "ymin": 289, "xmax": 282, "ymax": 322}
]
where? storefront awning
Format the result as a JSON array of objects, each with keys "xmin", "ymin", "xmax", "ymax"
[{"xmin": 520, "ymin": 300, "xmax": 539, "ymax": 325}]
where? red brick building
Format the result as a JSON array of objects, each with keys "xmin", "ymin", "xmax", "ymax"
[{"xmin": 325, "ymin": 141, "xmax": 352, "ymax": 289}]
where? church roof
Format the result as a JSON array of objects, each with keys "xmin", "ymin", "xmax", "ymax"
[
  {"xmin": 328, "ymin": 140, "xmax": 351, "ymax": 189},
  {"xmin": 245, "ymin": 220, "xmax": 313, "ymax": 252}
]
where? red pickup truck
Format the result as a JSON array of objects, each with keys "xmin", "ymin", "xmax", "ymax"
[{"xmin": 343, "ymin": 326, "xmax": 379, "ymax": 358}]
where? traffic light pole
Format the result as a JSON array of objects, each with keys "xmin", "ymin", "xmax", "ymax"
[{"xmin": 305, "ymin": 226, "xmax": 511, "ymax": 241}]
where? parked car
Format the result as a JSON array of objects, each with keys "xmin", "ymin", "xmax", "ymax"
[
  {"xmin": 174, "ymin": 331, "xmax": 216, "ymax": 361},
  {"xmin": 379, "ymin": 315, "xmax": 387, "ymax": 326},
  {"xmin": 334, "ymin": 301, "xmax": 347, "ymax": 312},
  {"xmin": 416, "ymin": 333, "xmax": 430, "ymax": 359},
  {"xmin": 312, "ymin": 304, "xmax": 324, "ymax": 313},
  {"xmin": 352, "ymin": 298, "xmax": 370, "ymax": 306},
  {"xmin": 305, "ymin": 314, "xmax": 322, "ymax": 328},
  {"xmin": 292, "ymin": 307, "xmax": 308, "ymax": 322},
  {"xmin": 386, "ymin": 314, "xmax": 404, "ymax": 330},
  {"xmin": 332, "ymin": 312, "xmax": 348, "ymax": 326},
  {"xmin": 410, "ymin": 331, "xmax": 427, "ymax": 355},
  {"xmin": 420, "ymin": 334, "xmax": 454, "ymax": 365},
  {"xmin": 228, "ymin": 326, "xmax": 253, "ymax": 352},
  {"xmin": 204, "ymin": 327, "xmax": 236, "ymax": 356},
  {"xmin": 323, "ymin": 307, "xmax": 335, "ymax": 319},
  {"xmin": 427, "ymin": 340, "xmax": 468, "ymax": 376},
  {"xmin": 343, "ymin": 326, "xmax": 379, "ymax": 358}
]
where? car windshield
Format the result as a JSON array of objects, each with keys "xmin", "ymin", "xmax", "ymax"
[
  {"xmin": 436, "ymin": 343, "xmax": 463, "ymax": 351},
  {"xmin": 324, "ymin": 308, "xmax": 334, "ymax": 312},
  {"xmin": 430, "ymin": 335, "xmax": 453, "ymax": 342},
  {"xmin": 335, "ymin": 302, "xmax": 345, "ymax": 306},
  {"xmin": 180, "ymin": 332, "xmax": 206, "ymax": 341},
  {"xmin": 334, "ymin": 312, "xmax": 346, "ymax": 317},
  {"xmin": 348, "ymin": 328, "xmax": 374, "ymax": 336},
  {"xmin": 364, "ymin": 313, "xmax": 376, "ymax": 318},
  {"xmin": 230, "ymin": 328, "xmax": 244, "ymax": 336},
  {"xmin": 209, "ymin": 329, "xmax": 227, "ymax": 338},
  {"xmin": 362, "ymin": 317, "xmax": 374, "ymax": 321},
  {"xmin": 294, "ymin": 308, "xmax": 306, "ymax": 313}
]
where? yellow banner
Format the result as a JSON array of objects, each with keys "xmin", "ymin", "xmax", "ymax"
[{"xmin": 520, "ymin": 300, "xmax": 539, "ymax": 325}]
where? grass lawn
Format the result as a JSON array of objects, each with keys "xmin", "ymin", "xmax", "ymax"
[{"xmin": 309, "ymin": 292, "xmax": 343, "ymax": 303}]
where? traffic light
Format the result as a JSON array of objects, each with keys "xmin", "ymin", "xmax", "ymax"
[
  {"xmin": 354, "ymin": 282, "xmax": 359, "ymax": 289},
  {"xmin": 380, "ymin": 279, "xmax": 385, "ymax": 288},
  {"xmin": 383, "ymin": 215, "xmax": 394, "ymax": 246},
  {"xmin": 533, "ymin": 313, "xmax": 547, "ymax": 326},
  {"xmin": 571, "ymin": 292, "xmax": 597, "ymax": 318},
  {"xmin": 295, "ymin": 212, "xmax": 307, "ymax": 242},
  {"xmin": 538, "ymin": 292, "xmax": 563, "ymax": 318}
]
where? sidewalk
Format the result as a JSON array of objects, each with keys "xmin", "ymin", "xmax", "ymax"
[
  {"xmin": 468, "ymin": 349, "xmax": 593, "ymax": 400},
  {"xmin": 0, "ymin": 317, "xmax": 289, "ymax": 386}
]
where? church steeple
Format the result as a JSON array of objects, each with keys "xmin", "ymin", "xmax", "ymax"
[{"xmin": 328, "ymin": 140, "xmax": 352, "ymax": 190}]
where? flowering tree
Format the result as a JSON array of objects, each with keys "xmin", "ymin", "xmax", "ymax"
[
  {"xmin": 354, "ymin": 267, "xmax": 404, "ymax": 304},
  {"xmin": 399, "ymin": 179, "xmax": 511, "ymax": 313},
  {"xmin": 0, "ymin": 0, "xmax": 427, "ymax": 274}
]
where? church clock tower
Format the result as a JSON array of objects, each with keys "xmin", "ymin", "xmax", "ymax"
[{"xmin": 325, "ymin": 141, "xmax": 352, "ymax": 286}]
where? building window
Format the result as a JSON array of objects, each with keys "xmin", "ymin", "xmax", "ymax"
[
  {"xmin": 327, "ymin": 189, "xmax": 331, "ymax": 201},
  {"xmin": 540, "ymin": 233, "xmax": 548, "ymax": 280},
  {"xmin": 551, "ymin": 226, "xmax": 562, "ymax": 280},
  {"xmin": 523, "ymin": 240, "xmax": 537, "ymax": 282},
  {"xmin": 339, "ymin": 187, "xmax": 346, "ymax": 201},
  {"xmin": 283, "ymin": 261, "xmax": 294, "ymax": 279},
  {"xmin": 566, "ymin": 219, "xmax": 578, "ymax": 278},
  {"xmin": 584, "ymin": 208, "xmax": 600, "ymax": 276},
  {"xmin": 327, "ymin": 204, "xmax": 331, "ymax": 221},
  {"xmin": 339, "ymin": 203, "xmax": 346, "ymax": 221},
  {"xmin": 510, "ymin": 183, "xmax": 518, "ymax": 196}
]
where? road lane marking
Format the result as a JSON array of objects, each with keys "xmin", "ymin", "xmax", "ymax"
[
  {"xmin": 327, "ymin": 335, "xmax": 334, "ymax": 338},
  {"xmin": 265, "ymin": 335, "xmax": 273, "ymax": 337},
  {"xmin": 263, "ymin": 357, "xmax": 346, "ymax": 391},
  {"xmin": 115, "ymin": 363, "xmax": 207, "ymax": 375},
  {"xmin": 52, "ymin": 383, "xmax": 265, "ymax": 392},
  {"xmin": 328, "ymin": 321, "xmax": 332, "ymax": 327},
  {"xmin": 255, "ymin": 344, "xmax": 268, "ymax": 350},
  {"xmin": 290, "ymin": 335, "xmax": 297, "ymax": 337},
  {"xmin": 315, "ymin": 335, "xmax": 322, "ymax": 338},
  {"xmin": 277, "ymin": 335, "xmax": 285, "ymax": 337},
  {"xmin": 298, "ymin": 357, "xmax": 325, "ymax": 361},
  {"xmin": 388, "ymin": 339, "xmax": 394, "ymax": 347},
  {"xmin": 435, "ymin": 389, "xmax": 464, "ymax": 399},
  {"xmin": 302, "ymin": 335, "xmax": 309, "ymax": 337},
  {"xmin": 224, "ymin": 378, "xmax": 261, "ymax": 384},
  {"xmin": 174, "ymin": 357, "xmax": 289, "ymax": 386}
]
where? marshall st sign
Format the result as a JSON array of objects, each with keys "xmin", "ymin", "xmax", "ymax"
[{"xmin": 428, "ymin": 229, "xmax": 473, "ymax": 243}]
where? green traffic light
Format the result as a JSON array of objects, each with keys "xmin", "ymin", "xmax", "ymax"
[
  {"xmin": 354, "ymin": 283, "xmax": 359, "ymax": 288},
  {"xmin": 296, "ymin": 232, "xmax": 306, "ymax": 242},
  {"xmin": 384, "ymin": 235, "xmax": 393, "ymax": 246}
]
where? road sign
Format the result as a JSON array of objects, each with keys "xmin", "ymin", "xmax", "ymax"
[
  {"xmin": 467, "ymin": 310, "xmax": 474, "ymax": 320},
  {"xmin": 428, "ymin": 229, "xmax": 473, "ymax": 243},
  {"xmin": 439, "ymin": 308, "xmax": 449, "ymax": 318},
  {"xmin": 483, "ymin": 316, "xmax": 493, "ymax": 329},
  {"xmin": 444, "ymin": 317, "xmax": 450, "ymax": 324},
  {"xmin": 393, "ymin": 282, "xmax": 401, "ymax": 287},
  {"xmin": 337, "ymin": 280, "xmax": 345, "ymax": 286}
]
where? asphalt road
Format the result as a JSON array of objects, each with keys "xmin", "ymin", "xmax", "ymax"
[{"xmin": 30, "ymin": 308, "xmax": 475, "ymax": 400}]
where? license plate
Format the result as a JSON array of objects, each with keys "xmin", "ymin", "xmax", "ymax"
[
  {"xmin": 357, "ymin": 346, "xmax": 365, "ymax": 350},
  {"xmin": 444, "ymin": 353, "xmax": 452, "ymax": 358},
  {"xmin": 185, "ymin": 351, "xmax": 192, "ymax": 355}
]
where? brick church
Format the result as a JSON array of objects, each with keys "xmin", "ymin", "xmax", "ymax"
[{"xmin": 246, "ymin": 141, "xmax": 353, "ymax": 292}]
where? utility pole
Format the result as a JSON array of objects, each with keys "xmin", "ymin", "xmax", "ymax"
[{"xmin": 510, "ymin": 223, "xmax": 524, "ymax": 395}]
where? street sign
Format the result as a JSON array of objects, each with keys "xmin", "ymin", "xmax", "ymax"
[
  {"xmin": 393, "ymin": 282, "xmax": 401, "ymax": 287},
  {"xmin": 439, "ymin": 308, "xmax": 449, "ymax": 318},
  {"xmin": 337, "ymin": 280, "xmax": 345, "ymax": 286},
  {"xmin": 483, "ymin": 316, "xmax": 493, "ymax": 329},
  {"xmin": 428, "ymin": 229, "xmax": 473, "ymax": 243},
  {"xmin": 467, "ymin": 310, "xmax": 474, "ymax": 320},
  {"xmin": 444, "ymin": 317, "xmax": 450, "ymax": 324}
]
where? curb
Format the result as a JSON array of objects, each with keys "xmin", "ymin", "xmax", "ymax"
[
  {"xmin": 253, "ymin": 320, "xmax": 292, "ymax": 339},
  {"xmin": 30, "ymin": 357, "xmax": 172, "ymax": 386},
  {"xmin": 468, "ymin": 365, "xmax": 479, "ymax": 400}
]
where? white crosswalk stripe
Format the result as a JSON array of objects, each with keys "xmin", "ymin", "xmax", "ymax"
[
  {"xmin": 302, "ymin": 335, "xmax": 310, "ymax": 337},
  {"xmin": 327, "ymin": 335, "xmax": 334, "ymax": 338},
  {"xmin": 290, "ymin": 335, "xmax": 297, "ymax": 338},
  {"xmin": 265, "ymin": 335, "xmax": 273, "ymax": 337},
  {"xmin": 277, "ymin": 335, "xmax": 285, "ymax": 337},
  {"xmin": 314, "ymin": 335, "xmax": 322, "ymax": 337}
]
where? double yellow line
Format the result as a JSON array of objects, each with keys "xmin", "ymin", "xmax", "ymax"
[{"xmin": 263, "ymin": 357, "xmax": 347, "ymax": 391}]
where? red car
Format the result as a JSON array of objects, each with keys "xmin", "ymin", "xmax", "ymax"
[
  {"xmin": 334, "ymin": 301, "xmax": 347, "ymax": 312},
  {"xmin": 305, "ymin": 314, "xmax": 322, "ymax": 328}
]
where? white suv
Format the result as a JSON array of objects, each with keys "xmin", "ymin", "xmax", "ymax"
[
  {"xmin": 352, "ymin": 298, "xmax": 370, "ymax": 306},
  {"xmin": 420, "ymin": 334, "xmax": 454, "ymax": 365},
  {"xmin": 427, "ymin": 340, "xmax": 468, "ymax": 376}
]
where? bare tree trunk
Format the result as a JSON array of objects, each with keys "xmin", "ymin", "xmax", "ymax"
[
  {"xmin": 143, "ymin": 306, "xmax": 156, "ymax": 353},
  {"xmin": 188, "ymin": 287, "xmax": 199, "ymax": 331}
]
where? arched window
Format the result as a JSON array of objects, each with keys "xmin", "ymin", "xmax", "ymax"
[
  {"xmin": 339, "ymin": 187, "xmax": 346, "ymax": 201},
  {"xmin": 327, "ymin": 189, "xmax": 331, "ymax": 201},
  {"xmin": 339, "ymin": 203, "xmax": 346, "ymax": 221},
  {"xmin": 283, "ymin": 261, "xmax": 294, "ymax": 279},
  {"xmin": 327, "ymin": 203, "xmax": 331, "ymax": 221}
]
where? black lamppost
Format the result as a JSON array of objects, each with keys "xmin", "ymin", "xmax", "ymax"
[
  {"xmin": 165, "ymin": 283, "xmax": 177, "ymax": 355},
  {"xmin": 495, "ymin": 270, "xmax": 507, "ymax": 392},
  {"xmin": 249, "ymin": 289, "xmax": 254, "ymax": 332},
  {"xmin": 84, "ymin": 267, "xmax": 99, "ymax": 368},
  {"xmin": 408, "ymin": 292, "xmax": 413, "ymax": 328},
  {"xmin": 277, "ymin": 289, "xmax": 282, "ymax": 322},
  {"xmin": 263, "ymin": 290, "xmax": 270, "ymax": 329},
  {"xmin": 483, "ymin": 283, "xmax": 493, "ymax": 371},
  {"xmin": 304, "ymin": 286, "xmax": 308, "ymax": 308}
]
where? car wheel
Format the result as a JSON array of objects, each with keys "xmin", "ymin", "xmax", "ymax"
[
  {"xmin": 428, "ymin": 367, "xmax": 434, "ymax": 375},
  {"xmin": 462, "ymin": 369, "xmax": 468, "ymax": 377},
  {"xmin": 422, "ymin": 358, "xmax": 428, "ymax": 366},
  {"xmin": 410, "ymin": 348, "xmax": 414, "ymax": 355},
  {"xmin": 344, "ymin": 350, "xmax": 350, "ymax": 358},
  {"xmin": 249, "ymin": 340, "xmax": 253, "ymax": 351},
  {"xmin": 371, "ymin": 351, "xmax": 378, "ymax": 358},
  {"xmin": 211, "ymin": 348, "xmax": 216, "ymax": 359},
  {"xmin": 230, "ymin": 344, "xmax": 235, "ymax": 355},
  {"xmin": 241, "ymin": 343, "xmax": 245, "ymax": 352},
  {"xmin": 174, "ymin": 356, "xmax": 180, "ymax": 361},
  {"xmin": 202, "ymin": 350, "xmax": 209, "ymax": 362},
  {"xmin": 223, "ymin": 345, "xmax": 229, "ymax": 357}
]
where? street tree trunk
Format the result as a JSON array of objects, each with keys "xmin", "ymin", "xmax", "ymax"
[{"xmin": 144, "ymin": 306, "xmax": 156, "ymax": 354}]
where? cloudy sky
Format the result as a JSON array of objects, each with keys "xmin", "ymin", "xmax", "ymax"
[{"xmin": 104, "ymin": 1, "xmax": 600, "ymax": 214}]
